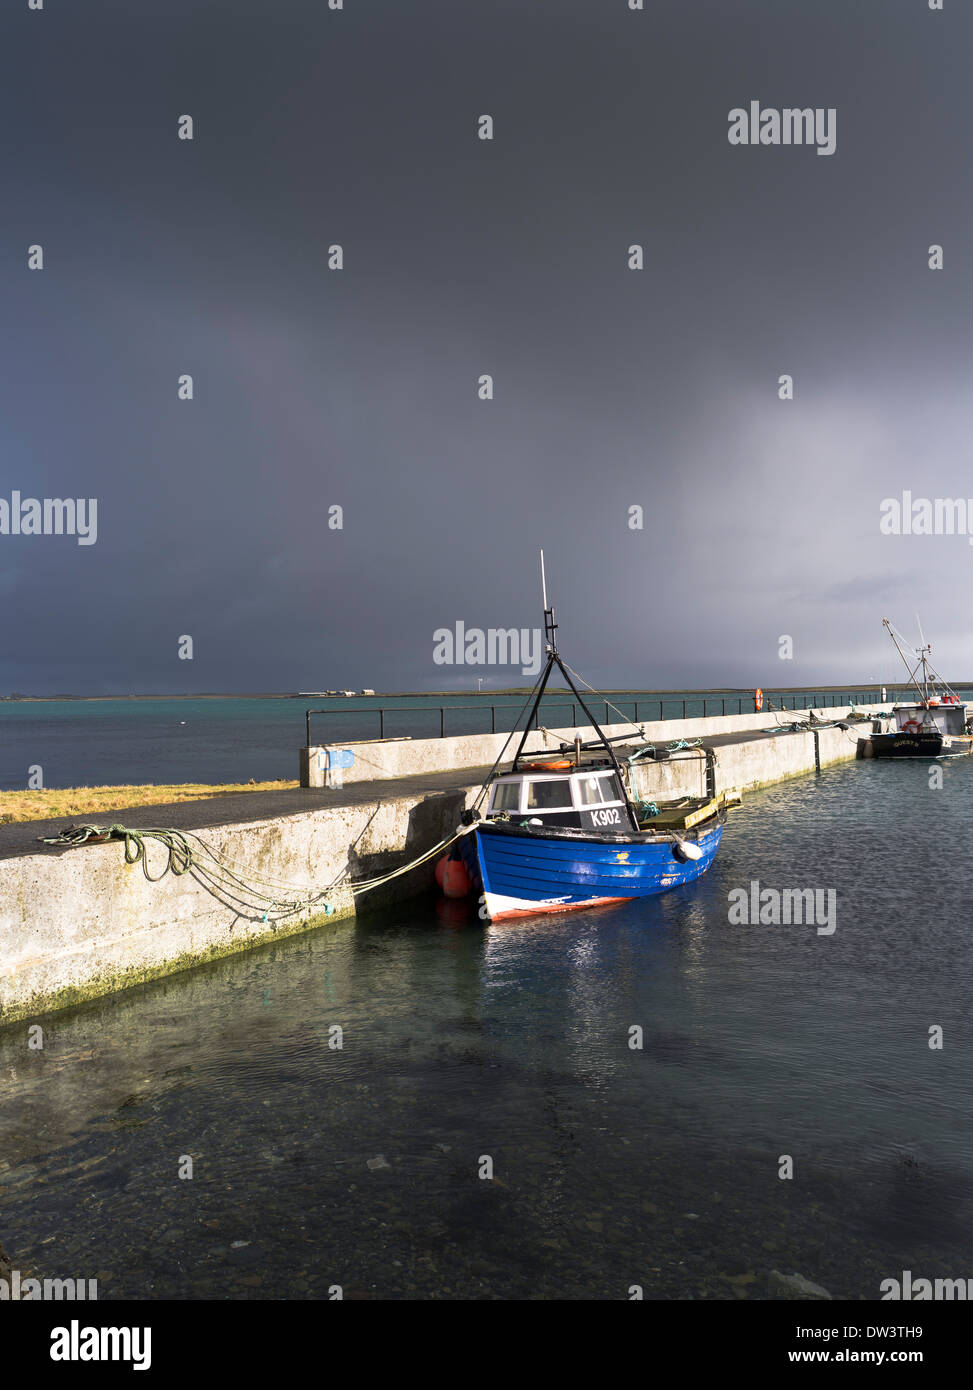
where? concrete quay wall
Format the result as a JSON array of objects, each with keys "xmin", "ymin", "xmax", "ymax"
[{"xmin": 0, "ymin": 706, "xmax": 887, "ymax": 1026}]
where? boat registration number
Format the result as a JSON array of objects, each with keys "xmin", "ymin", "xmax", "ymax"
[{"xmin": 587, "ymin": 807, "xmax": 622, "ymax": 828}]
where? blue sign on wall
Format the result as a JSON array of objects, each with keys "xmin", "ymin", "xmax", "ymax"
[{"xmin": 318, "ymin": 748, "xmax": 355, "ymax": 771}]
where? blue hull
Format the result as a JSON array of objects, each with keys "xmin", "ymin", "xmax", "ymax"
[{"xmin": 474, "ymin": 819, "xmax": 723, "ymax": 920}]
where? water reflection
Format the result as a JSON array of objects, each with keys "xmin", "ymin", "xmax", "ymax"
[{"xmin": 1, "ymin": 761, "xmax": 971, "ymax": 1298}]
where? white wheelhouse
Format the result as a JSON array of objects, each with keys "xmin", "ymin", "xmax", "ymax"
[{"xmin": 487, "ymin": 768, "xmax": 627, "ymax": 819}]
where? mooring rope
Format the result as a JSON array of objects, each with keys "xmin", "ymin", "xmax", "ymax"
[
  {"xmin": 626, "ymin": 737, "xmax": 704, "ymax": 766},
  {"xmin": 39, "ymin": 821, "xmax": 470, "ymax": 923}
]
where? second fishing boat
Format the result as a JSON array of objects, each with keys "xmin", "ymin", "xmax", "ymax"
[{"xmin": 865, "ymin": 619, "xmax": 973, "ymax": 760}]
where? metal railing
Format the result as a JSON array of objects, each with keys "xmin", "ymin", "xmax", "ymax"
[{"xmin": 305, "ymin": 691, "xmax": 902, "ymax": 744}]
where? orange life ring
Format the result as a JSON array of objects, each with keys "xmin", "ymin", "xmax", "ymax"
[
  {"xmin": 522, "ymin": 759, "xmax": 573, "ymax": 772},
  {"xmin": 902, "ymin": 719, "xmax": 922, "ymax": 734},
  {"xmin": 754, "ymin": 688, "xmax": 764, "ymax": 713}
]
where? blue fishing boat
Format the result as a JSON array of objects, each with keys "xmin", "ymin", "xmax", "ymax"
[
  {"xmin": 460, "ymin": 555, "xmax": 729, "ymax": 922},
  {"xmin": 474, "ymin": 799, "xmax": 724, "ymax": 921}
]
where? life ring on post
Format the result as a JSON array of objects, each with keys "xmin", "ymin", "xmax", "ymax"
[
  {"xmin": 753, "ymin": 688, "xmax": 764, "ymax": 713},
  {"xmin": 522, "ymin": 759, "xmax": 573, "ymax": 772}
]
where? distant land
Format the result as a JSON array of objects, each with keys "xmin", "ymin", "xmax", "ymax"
[
  {"xmin": 1, "ymin": 690, "xmax": 569, "ymax": 702},
  {"xmin": 0, "ymin": 683, "xmax": 920, "ymax": 703}
]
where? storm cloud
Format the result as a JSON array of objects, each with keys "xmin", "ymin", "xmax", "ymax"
[{"xmin": 0, "ymin": 0, "xmax": 968, "ymax": 694}]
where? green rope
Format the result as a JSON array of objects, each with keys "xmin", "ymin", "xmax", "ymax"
[
  {"xmin": 41, "ymin": 823, "xmax": 334, "ymax": 919},
  {"xmin": 626, "ymin": 744, "xmax": 657, "ymax": 765},
  {"xmin": 39, "ymin": 820, "xmax": 468, "ymax": 923}
]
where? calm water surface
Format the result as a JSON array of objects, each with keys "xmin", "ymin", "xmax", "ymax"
[{"xmin": 1, "ymin": 760, "xmax": 971, "ymax": 1299}]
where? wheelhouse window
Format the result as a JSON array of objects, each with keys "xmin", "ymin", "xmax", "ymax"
[
  {"xmin": 526, "ymin": 778, "xmax": 574, "ymax": 810},
  {"xmin": 578, "ymin": 773, "xmax": 624, "ymax": 806},
  {"xmin": 491, "ymin": 780, "xmax": 522, "ymax": 813}
]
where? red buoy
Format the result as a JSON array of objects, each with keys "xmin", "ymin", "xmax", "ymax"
[
  {"xmin": 442, "ymin": 858, "xmax": 472, "ymax": 898},
  {"xmin": 435, "ymin": 854, "xmax": 449, "ymax": 888}
]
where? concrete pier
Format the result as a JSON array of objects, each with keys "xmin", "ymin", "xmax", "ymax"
[{"xmin": 0, "ymin": 704, "xmax": 888, "ymax": 1026}]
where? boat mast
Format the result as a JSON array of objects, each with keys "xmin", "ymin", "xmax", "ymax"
[
  {"xmin": 509, "ymin": 551, "xmax": 558, "ymax": 770},
  {"xmin": 511, "ymin": 553, "xmax": 640, "ymax": 830},
  {"xmin": 915, "ymin": 615, "xmax": 932, "ymax": 703},
  {"xmin": 884, "ymin": 617, "xmax": 962, "ymax": 711},
  {"xmin": 883, "ymin": 617, "xmax": 932, "ymax": 707},
  {"xmin": 541, "ymin": 548, "xmax": 557, "ymax": 657}
]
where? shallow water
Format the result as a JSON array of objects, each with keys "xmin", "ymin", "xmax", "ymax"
[{"xmin": 1, "ymin": 759, "xmax": 971, "ymax": 1299}]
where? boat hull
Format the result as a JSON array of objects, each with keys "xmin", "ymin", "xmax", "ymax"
[
  {"xmin": 869, "ymin": 731, "xmax": 973, "ymax": 759},
  {"xmin": 473, "ymin": 818, "xmax": 723, "ymax": 921}
]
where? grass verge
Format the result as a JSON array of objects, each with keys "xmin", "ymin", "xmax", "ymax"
[{"xmin": 0, "ymin": 781, "xmax": 299, "ymax": 825}]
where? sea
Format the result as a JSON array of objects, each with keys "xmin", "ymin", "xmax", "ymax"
[
  {"xmin": 0, "ymin": 687, "xmax": 910, "ymax": 791},
  {"xmin": 1, "ymin": 757, "xmax": 970, "ymax": 1299}
]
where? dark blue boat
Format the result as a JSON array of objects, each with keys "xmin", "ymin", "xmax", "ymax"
[
  {"xmin": 474, "ymin": 802, "xmax": 724, "ymax": 921},
  {"xmin": 463, "ymin": 554, "xmax": 728, "ymax": 922},
  {"xmin": 866, "ymin": 618, "xmax": 973, "ymax": 761}
]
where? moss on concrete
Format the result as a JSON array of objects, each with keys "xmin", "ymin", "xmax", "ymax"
[{"xmin": 0, "ymin": 896, "xmax": 355, "ymax": 1028}]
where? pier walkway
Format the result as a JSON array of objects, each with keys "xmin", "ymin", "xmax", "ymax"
[{"xmin": 0, "ymin": 718, "xmax": 867, "ymax": 862}]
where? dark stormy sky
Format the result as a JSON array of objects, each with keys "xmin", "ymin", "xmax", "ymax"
[{"xmin": 1, "ymin": 0, "xmax": 970, "ymax": 694}]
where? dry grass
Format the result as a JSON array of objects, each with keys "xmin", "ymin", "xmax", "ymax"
[{"xmin": 0, "ymin": 781, "xmax": 299, "ymax": 825}]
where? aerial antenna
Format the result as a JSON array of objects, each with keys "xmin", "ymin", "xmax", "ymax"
[{"xmin": 540, "ymin": 548, "xmax": 557, "ymax": 654}]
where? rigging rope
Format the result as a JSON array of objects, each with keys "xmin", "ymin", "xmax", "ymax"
[
  {"xmin": 470, "ymin": 668, "xmax": 548, "ymax": 813},
  {"xmin": 558, "ymin": 659, "xmax": 646, "ymax": 736}
]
